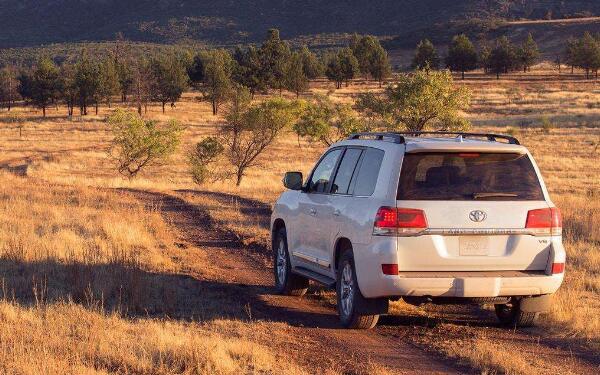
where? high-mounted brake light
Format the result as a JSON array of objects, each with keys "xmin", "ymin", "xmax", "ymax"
[
  {"xmin": 526, "ymin": 207, "xmax": 562, "ymax": 236},
  {"xmin": 373, "ymin": 207, "xmax": 428, "ymax": 236}
]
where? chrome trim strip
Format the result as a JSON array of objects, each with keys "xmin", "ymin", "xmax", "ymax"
[
  {"xmin": 292, "ymin": 251, "xmax": 330, "ymax": 268},
  {"xmin": 423, "ymin": 228, "xmax": 536, "ymax": 236}
]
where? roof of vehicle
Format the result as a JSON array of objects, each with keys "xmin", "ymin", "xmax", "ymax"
[{"xmin": 336, "ymin": 132, "xmax": 528, "ymax": 154}]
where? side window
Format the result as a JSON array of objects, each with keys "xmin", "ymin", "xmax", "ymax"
[
  {"xmin": 307, "ymin": 149, "xmax": 342, "ymax": 193},
  {"xmin": 352, "ymin": 148, "xmax": 385, "ymax": 196},
  {"xmin": 331, "ymin": 148, "xmax": 363, "ymax": 195}
]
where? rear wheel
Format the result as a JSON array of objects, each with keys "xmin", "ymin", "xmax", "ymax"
[
  {"xmin": 495, "ymin": 298, "xmax": 539, "ymax": 327},
  {"xmin": 336, "ymin": 249, "xmax": 380, "ymax": 329},
  {"xmin": 273, "ymin": 227, "xmax": 309, "ymax": 296}
]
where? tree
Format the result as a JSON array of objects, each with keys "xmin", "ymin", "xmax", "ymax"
[
  {"xmin": 325, "ymin": 48, "xmax": 359, "ymax": 89},
  {"xmin": 150, "ymin": 55, "xmax": 189, "ymax": 113},
  {"xmin": 196, "ymin": 87, "xmax": 302, "ymax": 186},
  {"xmin": 74, "ymin": 54, "xmax": 102, "ymax": 115},
  {"xmin": 202, "ymin": 49, "xmax": 235, "ymax": 115},
  {"xmin": 224, "ymin": 96, "xmax": 302, "ymax": 185},
  {"xmin": 350, "ymin": 34, "xmax": 391, "ymax": 85},
  {"xmin": 298, "ymin": 45, "xmax": 323, "ymax": 79},
  {"xmin": 488, "ymin": 36, "xmax": 517, "ymax": 79},
  {"xmin": 445, "ymin": 34, "xmax": 478, "ymax": 79},
  {"xmin": 98, "ymin": 57, "xmax": 121, "ymax": 109},
  {"xmin": 0, "ymin": 66, "xmax": 19, "ymax": 111},
  {"xmin": 285, "ymin": 52, "xmax": 309, "ymax": 98},
  {"xmin": 187, "ymin": 54, "xmax": 205, "ymax": 88},
  {"xmin": 18, "ymin": 58, "xmax": 61, "ymax": 117},
  {"xmin": 575, "ymin": 32, "xmax": 600, "ymax": 79},
  {"xmin": 131, "ymin": 58, "xmax": 153, "ymax": 116},
  {"xmin": 293, "ymin": 95, "xmax": 366, "ymax": 146},
  {"xmin": 60, "ymin": 64, "xmax": 78, "ymax": 116},
  {"xmin": 259, "ymin": 29, "xmax": 292, "ymax": 94},
  {"xmin": 412, "ymin": 39, "xmax": 440, "ymax": 70},
  {"xmin": 108, "ymin": 109, "xmax": 183, "ymax": 178},
  {"xmin": 564, "ymin": 38, "xmax": 578, "ymax": 74},
  {"xmin": 517, "ymin": 33, "xmax": 539, "ymax": 73},
  {"xmin": 370, "ymin": 44, "xmax": 392, "ymax": 87},
  {"xmin": 117, "ymin": 59, "xmax": 134, "ymax": 102},
  {"xmin": 232, "ymin": 45, "xmax": 264, "ymax": 96},
  {"xmin": 355, "ymin": 69, "xmax": 471, "ymax": 132}
]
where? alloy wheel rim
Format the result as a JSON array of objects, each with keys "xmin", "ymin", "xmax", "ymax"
[
  {"xmin": 341, "ymin": 262, "xmax": 354, "ymax": 317},
  {"xmin": 276, "ymin": 238, "xmax": 287, "ymax": 285}
]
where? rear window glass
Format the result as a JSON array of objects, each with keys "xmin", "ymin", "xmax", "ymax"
[{"xmin": 397, "ymin": 152, "xmax": 544, "ymax": 201}]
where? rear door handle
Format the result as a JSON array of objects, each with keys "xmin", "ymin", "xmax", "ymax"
[
  {"xmin": 309, "ymin": 208, "xmax": 317, "ymax": 216},
  {"xmin": 333, "ymin": 209, "xmax": 341, "ymax": 216}
]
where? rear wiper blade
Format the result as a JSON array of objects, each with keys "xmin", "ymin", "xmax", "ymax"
[{"xmin": 473, "ymin": 192, "xmax": 518, "ymax": 199}]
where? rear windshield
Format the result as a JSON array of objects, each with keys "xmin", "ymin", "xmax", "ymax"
[{"xmin": 397, "ymin": 152, "xmax": 544, "ymax": 201}]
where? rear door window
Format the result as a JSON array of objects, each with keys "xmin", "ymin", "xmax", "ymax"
[
  {"xmin": 331, "ymin": 148, "xmax": 363, "ymax": 195},
  {"xmin": 352, "ymin": 148, "xmax": 385, "ymax": 196},
  {"xmin": 397, "ymin": 152, "xmax": 544, "ymax": 200}
]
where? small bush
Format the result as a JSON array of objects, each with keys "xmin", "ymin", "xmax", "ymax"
[
  {"xmin": 108, "ymin": 109, "xmax": 183, "ymax": 178},
  {"xmin": 540, "ymin": 116, "xmax": 554, "ymax": 134},
  {"xmin": 189, "ymin": 137, "xmax": 224, "ymax": 185}
]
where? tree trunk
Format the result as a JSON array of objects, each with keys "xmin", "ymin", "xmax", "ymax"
[
  {"xmin": 496, "ymin": 72, "xmax": 500, "ymax": 80},
  {"xmin": 162, "ymin": 102, "xmax": 165, "ymax": 113},
  {"xmin": 137, "ymin": 104, "xmax": 142, "ymax": 116},
  {"xmin": 461, "ymin": 71, "xmax": 465, "ymax": 80},
  {"xmin": 236, "ymin": 170, "xmax": 244, "ymax": 186},
  {"xmin": 95, "ymin": 103, "xmax": 99, "ymax": 115},
  {"xmin": 42, "ymin": 106, "xmax": 46, "ymax": 117}
]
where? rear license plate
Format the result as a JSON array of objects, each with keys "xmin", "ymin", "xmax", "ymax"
[{"xmin": 459, "ymin": 236, "xmax": 490, "ymax": 256}]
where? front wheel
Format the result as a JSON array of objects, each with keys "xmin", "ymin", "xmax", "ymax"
[
  {"xmin": 336, "ymin": 249, "xmax": 381, "ymax": 329},
  {"xmin": 273, "ymin": 227, "xmax": 309, "ymax": 296},
  {"xmin": 495, "ymin": 298, "xmax": 539, "ymax": 327}
]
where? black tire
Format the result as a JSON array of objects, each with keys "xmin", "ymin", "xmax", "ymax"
[
  {"xmin": 495, "ymin": 298, "xmax": 539, "ymax": 327},
  {"xmin": 336, "ymin": 248, "xmax": 380, "ymax": 329},
  {"xmin": 273, "ymin": 227, "xmax": 309, "ymax": 296}
]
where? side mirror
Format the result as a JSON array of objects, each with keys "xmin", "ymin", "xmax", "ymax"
[{"xmin": 283, "ymin": 172, "xmax": 303, "ymax": 190}]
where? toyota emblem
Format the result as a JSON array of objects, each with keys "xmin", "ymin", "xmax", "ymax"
[{"xmin": 469, "ymin": 210, "xmax": 487, "ymax": 222}]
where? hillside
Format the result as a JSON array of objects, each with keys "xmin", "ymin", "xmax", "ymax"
[{"xmin": 1, "ymin": 1, "xmax": 600, "ymax": 49}]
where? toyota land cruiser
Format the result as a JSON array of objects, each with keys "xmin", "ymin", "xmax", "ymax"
[{"xmin": 271, "ymin": 132, "xmax": 565, "ymax": 329}]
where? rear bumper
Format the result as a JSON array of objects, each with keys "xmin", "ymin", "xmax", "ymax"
[
  {"xmin": 361, "ymin": 272, "xmax": 564, "ymax": 298},
  {"xmin": 353, "ymin": 237, "xmax": 565, "ymax": 299}
]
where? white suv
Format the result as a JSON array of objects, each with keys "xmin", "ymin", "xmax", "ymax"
[{"xmin": 271, "ymin": 132, "xmax": 565, "ymax": 329}]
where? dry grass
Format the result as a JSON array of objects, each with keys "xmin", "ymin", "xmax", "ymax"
[
  {"xmin": 0, "ymin": 69, "xmax": 599, "ymax": 373},
  {"xmin": 0, "ymin": 172, "xmax": 309, "ymax": 374}
]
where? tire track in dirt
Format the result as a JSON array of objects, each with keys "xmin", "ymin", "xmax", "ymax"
[
  {"xmin": 162, "ymin": 189, "xmax": 600, "ymax": 375},
  {"xmin": 125, "ymin": 189, "xmax": 465, "ymax": 374}
]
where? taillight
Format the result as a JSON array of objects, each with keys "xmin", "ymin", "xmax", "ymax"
[
  {"xmin": 373, "ymin": 207, "xmax": 428, "ymax": 236},
  {"xmin": 526, "ymin": 207, "xmax": 562, "ymax": 236},
  {"xmin": 551, "ymin": 262, "xmax": 565, "ymax": 274}
]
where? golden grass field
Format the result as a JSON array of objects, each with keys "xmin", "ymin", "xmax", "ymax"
[{"xmin": 0, "ymin": 68, "xmax": 598, "ymax": 374}]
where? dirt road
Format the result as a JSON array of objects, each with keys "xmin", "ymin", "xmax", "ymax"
[{"xmin": 127, "ymin": 189, "xmax": 599, "ymax": 374}]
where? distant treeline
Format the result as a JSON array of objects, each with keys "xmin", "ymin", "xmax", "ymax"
[{"xmin": 1, "ymin": 29, "xmax": 600, "ymax": 116}]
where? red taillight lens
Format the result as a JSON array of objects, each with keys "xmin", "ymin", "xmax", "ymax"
[
  {"xmin": 382, "ymin": 264, "xmax": 399, "ymax": 275},
  {"xmin": 551, "ymin": 262, "xmax": 565, "ymax": 274},
  {"xmin": 374, "ymin": 207, "xmax": 427, "ymax": 236},
  {"xmin": 526, "ymin": 207, "xmax": 562, "ymax": 236}
]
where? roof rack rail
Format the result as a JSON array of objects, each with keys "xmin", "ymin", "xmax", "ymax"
[
  {"xmin": 391, "ymin": 131, "xmax": 520, "ymax": 145},
  {"xmin": 348, "ymin": 132, "xmax": 405, "ymax": 144}
]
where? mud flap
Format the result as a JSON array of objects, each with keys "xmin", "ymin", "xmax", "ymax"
[
  {"xmin": 357, "ymin": 297, "xmax": 389, "ymax": 315},
  {"xmin": 520, "ymin": 294, "xmax": 552, "ymax": 313}
]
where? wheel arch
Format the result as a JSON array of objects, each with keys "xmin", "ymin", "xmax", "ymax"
[
  {"xmin": 333, "ymin": 237, "xmax": 353, "ymax": 272},
  {"xmin": 272, "ymin": 218, "xmax": 286, "ymax": 247}
]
